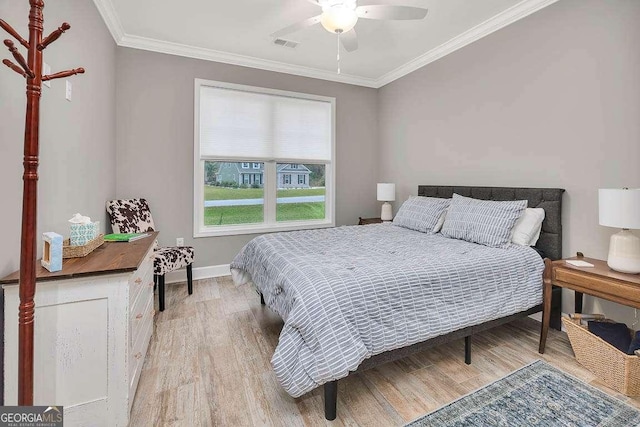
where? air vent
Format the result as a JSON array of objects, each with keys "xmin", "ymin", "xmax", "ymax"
[{"xmin": 273, "ymin": 38, "xmax": 299, "ymax": 49}]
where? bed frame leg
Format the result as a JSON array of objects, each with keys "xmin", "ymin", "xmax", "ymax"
[
  {"xmin": 324, "ymin": 380, "xmax": 337, "ymax": 421},
  {"xmin": 465, "ymin": 336, "xmax": 471, "ymax": 365},
  {"xmin": 260, "ymin": 293, "xmax": 265, "ymax": 305}
]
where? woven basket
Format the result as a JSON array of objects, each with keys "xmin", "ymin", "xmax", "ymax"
[
  {"xmin": 562, "ymin": 316, "xmax": 640, "ymax": 396},
  {"xmin": 63, "ymin": 234, "xmax": 104, "ymax": 258}
]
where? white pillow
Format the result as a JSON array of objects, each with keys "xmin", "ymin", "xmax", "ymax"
[{"xmin": 511, "ymin": 208, "xmax": 545, "ymax": 246}]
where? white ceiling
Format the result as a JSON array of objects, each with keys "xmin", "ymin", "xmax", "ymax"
[{"xmin": 93, "ymin": 0, "xmax": 558, "ymax": 88}]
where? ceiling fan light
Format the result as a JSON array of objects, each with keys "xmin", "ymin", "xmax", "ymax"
[{"xmin": 320, "ymin": 6, "xmax": 358, "ymax": 33}]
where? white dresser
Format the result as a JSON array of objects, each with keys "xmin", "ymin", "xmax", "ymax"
[{"xmin": 2, "ymin": 232, "xmax": 158, "ymax": 426}]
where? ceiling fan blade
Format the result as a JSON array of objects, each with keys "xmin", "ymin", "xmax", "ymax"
[
  {"xmin": 341, "ymin": 29, "xmax": 358, "ymax": 52},
  {"xmin": 271, "ymin": 15, "xmax": 322, "ymax": 38},
  {"xmin": 356, "ymin": 5, "xmax": 429, "ymax": 20}
]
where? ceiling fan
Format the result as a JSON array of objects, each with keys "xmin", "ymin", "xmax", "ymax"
[{"xmin": 271, "ymin": 0, "xmax": 429, "ymax": 53}]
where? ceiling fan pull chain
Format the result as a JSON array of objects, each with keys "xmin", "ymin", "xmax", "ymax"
[{"xmin": 337, "ymin": 32, "xmax": 341, "ymax": 74}]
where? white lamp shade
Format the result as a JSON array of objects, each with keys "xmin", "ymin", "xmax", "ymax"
[
  {"xmin": 377, "ymin": 183, "xmax": 396, "ymax": 202},
  {"xmin": 599, "ymin": 188, "xmax": 640, "ymax": 229}
]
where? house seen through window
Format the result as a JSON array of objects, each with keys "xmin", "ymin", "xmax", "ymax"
[{"xmin": 195, "ymin": 79, "xmax": 334, "ymax": 236}]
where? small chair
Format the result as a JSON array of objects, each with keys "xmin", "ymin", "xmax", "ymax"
[{"xmin": 106, "ymin": 198, "xmax": 194, "ymax": 311}]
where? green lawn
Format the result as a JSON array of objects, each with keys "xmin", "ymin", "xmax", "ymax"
[
  {"xmin": 204, "ymin": 202, "xmax": 325, "ymax": 226},
  {"xmin": 204, "ymin": 185, "xmax": 325, "ymax": 200}
]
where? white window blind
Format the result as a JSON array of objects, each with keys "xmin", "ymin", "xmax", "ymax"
[{"xmin": 199, "ymin": 85, "xmax": 332, "ymax": 162}]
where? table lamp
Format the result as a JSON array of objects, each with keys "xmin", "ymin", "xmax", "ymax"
[
  {"xmin": 599, "ymin": 188, "xmax": 640, "ymax": 274},
  {"xmin": 377, "ymin": 183, "xmax": 396, "ymax": 221}
]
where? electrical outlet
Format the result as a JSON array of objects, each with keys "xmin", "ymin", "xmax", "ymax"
[
  {"xmin": 176, "ymin": 238, "xmax": 184, "ymax": 247},
  {"xmin": 65, "ymin": 80, "xmax": 72, "ymax": 101},
  {"xmin": 42, "ymin": 62, "xmax": 51, "ymax": 88}
]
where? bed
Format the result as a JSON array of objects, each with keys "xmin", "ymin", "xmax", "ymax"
[{"xmin": 231, "ymin": 185, "xmax": 564, "ymax": 420}]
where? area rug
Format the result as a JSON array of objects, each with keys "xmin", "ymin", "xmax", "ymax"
[{"xmin": 406, "ymin": 360, "xmax": 640, "ymax": 426}]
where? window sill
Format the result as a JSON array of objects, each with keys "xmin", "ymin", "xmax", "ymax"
[{"xmin": 194, "ymin": 219, "xmax": 335, "ymax": 238}]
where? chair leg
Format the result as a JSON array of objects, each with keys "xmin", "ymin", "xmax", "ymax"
[
  {"xmin": 159, "ymin": 274, "xmax": 166, "ymax": 312},
  {"xmin": 187, "ymin": 263, "xmax": 193, "ymax": 295},
  {"xmin": 153, "ymin": 274, "xmax": 158, "ymax": 291}
]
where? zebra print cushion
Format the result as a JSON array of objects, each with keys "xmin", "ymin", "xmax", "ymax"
[
  {"xmin": 393, "ymin": 196, "xmax": 451, "ymax": 233},
  {"xmin": 441, "ymin": 193, "xmax": 527, "ymax": 248}
]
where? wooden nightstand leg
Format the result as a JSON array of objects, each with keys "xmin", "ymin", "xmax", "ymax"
[{"xmin": 539, "ymin": 259, "xmax": 552, "ymax": 354}]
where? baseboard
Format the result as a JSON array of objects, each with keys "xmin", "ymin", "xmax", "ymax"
[{"xmin": 165, "ymin": 264, "xmax": 231, "ymax": 284}]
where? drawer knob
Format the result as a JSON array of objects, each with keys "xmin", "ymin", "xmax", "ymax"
[
  {"xmin": 136, "ymin": 313, "xmax": 143, "ymax": 319},
  {"xmin": 135, "ymin": 278, "xmax": 142, "ymax": 284},
  {"xmin": 134, "ymin": 352, "xmax": 142, "ymax": 359}
]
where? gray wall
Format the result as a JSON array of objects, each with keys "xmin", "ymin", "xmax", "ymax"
[
  {"xmin": 378, "ymin": 0, "xmax": 640, "ymax": 323},
  {"xmin": 0, "ymin": 0, "xmax": 117, "ymax": 403},
  {"xmin": 116, "ymin": 48, "xmax": 379, "ymax": 268}
]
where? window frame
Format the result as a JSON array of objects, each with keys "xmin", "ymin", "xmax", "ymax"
[{"xmin": 193, "ymin": 79, "xmax": 336, "ymax": 238}]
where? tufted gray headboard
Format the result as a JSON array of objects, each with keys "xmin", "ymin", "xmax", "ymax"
[{"xmin": 417, "ymin": 186, "xmax": 565, "ymax": 260}]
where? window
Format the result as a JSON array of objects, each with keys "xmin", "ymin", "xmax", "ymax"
[{"xmin": 194, "ymin": 79, "xmax": 335, "ymax": 237}]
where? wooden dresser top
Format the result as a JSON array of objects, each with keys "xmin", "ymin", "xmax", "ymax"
[{"xmin": 0, "ymin": 232, "xmax": 158, "ymax": 285}]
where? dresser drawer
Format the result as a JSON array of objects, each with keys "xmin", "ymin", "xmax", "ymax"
[
  {"xmin": 129, "ymin": 246, "xmax": 155, "ymax": 307},
  {"xmin": 130, "ymin": 281, "xmax": 154, "ymax": 349},
  {"xmin": 130, "ymin": 265, "xmax": 153, "ymax": 316},
  {"xmin": 129, "ymin": 300, "xmax": 154, "ymax": 406}
]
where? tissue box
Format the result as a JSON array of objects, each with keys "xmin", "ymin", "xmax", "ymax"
[
  {"xmin": 41, "ymin": 232, "xmax": 63, "ymax": 272},
  {"xmin": 70, "ymin": 221, "xmax": 99, "ymax": 246}
]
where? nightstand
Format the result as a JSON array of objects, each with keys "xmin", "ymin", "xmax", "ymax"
[
  {"xmin": 358, "ymin": 217, "xmax": 383, "ymax": 225},
  {"xmin": 539, "ymin": 256, "xmax": 640, "ymax": 354}
]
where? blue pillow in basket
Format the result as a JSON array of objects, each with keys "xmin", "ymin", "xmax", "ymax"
[
  {"xmin": 587, "ymin": 321, "xmax": 631, "ymax": 353},
  {"xmin": 629, "ymin": 331, "xmax": 640, "ymax": 355}
]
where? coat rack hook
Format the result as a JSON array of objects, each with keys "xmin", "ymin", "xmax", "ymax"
[
  {"xmin": 0, "ymin": 19, "xmax": 29, "ymax": 49},
  {"xmin": 3, "ymin": 39, "xmax": 34, "ymax": 78},
  {"xmin": 38, "ymin": 23, "xmax": 71, "ymax": 51},
  {"xmin": 3, "ymin": 59, "xmax": 27, "ymax": 78},
  {"xmin": 42, "ymin": 67, "xmax": 85, "ymax": 81}
]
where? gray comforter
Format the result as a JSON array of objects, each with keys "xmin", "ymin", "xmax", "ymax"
[{"xmin": 231, "ymin": 223, "xmax": 544, "ymax": 397}]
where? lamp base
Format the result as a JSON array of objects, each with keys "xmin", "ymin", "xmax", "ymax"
[
  {"xmin": 607, "ymin": 229, "xmax": 640, "ymax": 274},
  {"xmin": 380, "ymin": 202, "xmax": 393, "ymax": 222}
]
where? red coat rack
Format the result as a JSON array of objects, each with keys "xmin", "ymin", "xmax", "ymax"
[{"xmin": 1, "ymin": 0, "xmax": 84, "ymax": 405}]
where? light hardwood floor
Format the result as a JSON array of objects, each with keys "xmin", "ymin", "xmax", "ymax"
[{"xmin": 130, "ymin": 277, "xmax": 640, "ymax": 426}]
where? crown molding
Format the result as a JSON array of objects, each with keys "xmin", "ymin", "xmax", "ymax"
[
  {"xmin": 93, "ymin": 0, "xmax": 558, "ymax": 89},
  {"xmin": 118, "ymin": 34, "xmax": 379, "ymax": 88},
  {"xmin": 92, "ymin": 0, "xmax": 124, "ymax": 42},
  {"xmin": 375, "ymin": 0, "xmax": 560, "ymax": 87}
]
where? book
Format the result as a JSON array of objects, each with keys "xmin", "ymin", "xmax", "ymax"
[
  {"xmin": 566, "ymin": 260, "xmax": 594, "ymax": 268},
  {"xmin": 104, "ymin": 233, "xmax": 149, "ymax": 242}
]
